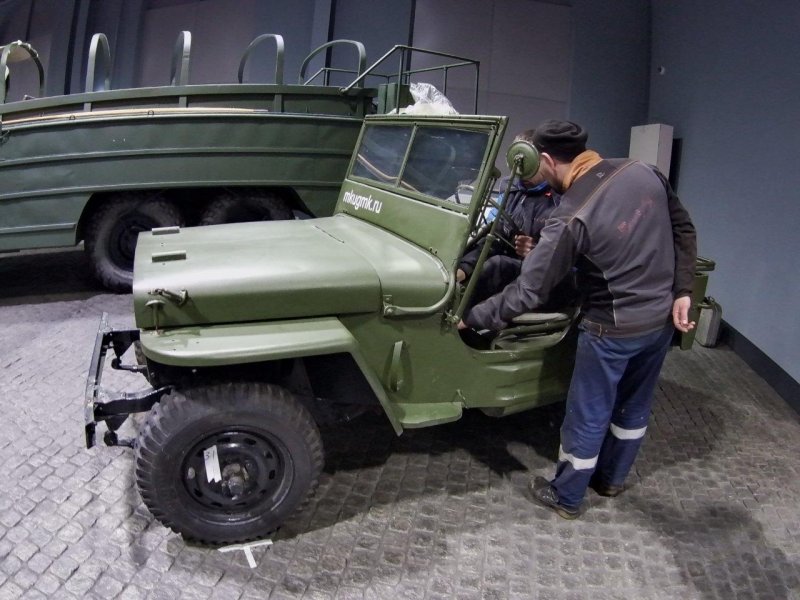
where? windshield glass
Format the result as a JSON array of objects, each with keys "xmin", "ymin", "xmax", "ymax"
[
  {"xmin": 351, "ymin": 125, "xmax": 413, "ymax": 184},
  {"xmin": 351, "ymin": 123, "xmax": 490, "ymax": 207},
  {"xmin": 399, "ymin": 127, "xmax": 488, "ymax": 203}
]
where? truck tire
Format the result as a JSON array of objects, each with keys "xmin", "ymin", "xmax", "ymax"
[
  {"xmin": 134, "ymin": 382, "xmax": 323, "ymax": 546},
  {"xmin": 85, "ymin": 193, "xmax": 182, "ymax": 292},
  {"xmin": 199, "ymin": 190, "xmax": 293, "ymax": 225}
]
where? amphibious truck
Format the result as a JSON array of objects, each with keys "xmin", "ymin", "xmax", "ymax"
[{"xmin": 0, "ymin": 32, "xmax": 478, "ymax": 290}]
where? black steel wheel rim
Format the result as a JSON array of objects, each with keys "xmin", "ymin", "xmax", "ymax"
[
  {"xmin": 180, "ymin": 429, "xmax": 293, "ymax": 518},
  {"xmin": 109, "ymin": 212, "xmax": 159, "ymax": 268}
]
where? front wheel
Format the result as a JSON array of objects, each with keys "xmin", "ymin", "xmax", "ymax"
[{"xmin": 134, "ymin": 382, "xmax": 323, "ymax": 546}]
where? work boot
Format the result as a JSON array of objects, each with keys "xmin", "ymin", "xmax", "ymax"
[
  {"xmin": 589, "ymin": 476, "xmax": 624, "ymax": 498},
  {"xmin": 528, "ymin": 476, "xmax": 579, "ymax": 520}
]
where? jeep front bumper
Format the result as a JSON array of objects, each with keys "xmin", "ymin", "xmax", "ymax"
[{"xmin": 84, "ymin": 313, "xmax": 172, "ymax": 448}]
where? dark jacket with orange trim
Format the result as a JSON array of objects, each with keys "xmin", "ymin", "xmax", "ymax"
[
  {"xmin": 458, "ymin": 177, "xmax": 559, "ymax": 278},
  {"xmin": 465, "ymin": 151, "xmax": 697, "ymax": 335}
]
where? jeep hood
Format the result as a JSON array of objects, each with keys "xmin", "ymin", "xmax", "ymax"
[{"xmin": 132, "ymin": 214, "xmax": 449, "ymax": 329}]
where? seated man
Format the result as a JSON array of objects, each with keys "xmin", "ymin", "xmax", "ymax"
[{"xmin": 458, "ymin": 129, "xmax": 570, "ymax": 316}]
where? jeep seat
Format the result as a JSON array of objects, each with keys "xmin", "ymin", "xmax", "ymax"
[{"xmin": 489, "ymin": 308, "xmax": 577, "ymax": 350}]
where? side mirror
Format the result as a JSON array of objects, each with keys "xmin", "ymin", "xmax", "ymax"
[{"xmin": 505, "ymin": 139, "xmax": 540, "ymax": 180}]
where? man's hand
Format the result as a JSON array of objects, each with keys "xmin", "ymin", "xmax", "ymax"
[
  {"xmin": 456, "ymin": 268, "xmax": 466, "ymax": 283},
  {"xmin": 457, "ymin": 320, "xmax": 468, "ymax": 330},
  {"xmin": 514, "ymin": 235, "xmax": 535, "ymax": 258},
  {"xmin": 672, "ymin": 295, "xmax": 696, "ymax": 333}
]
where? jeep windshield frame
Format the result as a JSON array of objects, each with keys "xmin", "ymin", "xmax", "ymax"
[
  {"xmin": 345, "ymin": 116, "xmax": 504, "ymax": 214},
  {"xmin": 351, "ymin": 124, "xmax": 491, "ymax": 211},
  {"xmin": 336, "ymin": 114, "xmax": 507, "ymax": 273}
]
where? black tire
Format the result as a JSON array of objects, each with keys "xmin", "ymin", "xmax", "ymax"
[
  {"xmin": 85, "ymin": 193, "xmax": 182, "ymax": 292},
  {"xmin": 133, "ymin": 340, "xmax": 146, "ymax": 368},
  {"xmin": 199, "ymin": 190, "xmax": 293, "ymax": 225},
  {"xmin": 134, "ymin": 382, "xmax": 323, "ymax": 546}
]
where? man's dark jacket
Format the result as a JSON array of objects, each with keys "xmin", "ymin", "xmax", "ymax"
[
  {"xmin": 465, "ymin": 158, "xmax": 697, "ymax": 334},
  {"xmin": 458, "ymin": 177, "xmax": 559, "ymax": 278}
]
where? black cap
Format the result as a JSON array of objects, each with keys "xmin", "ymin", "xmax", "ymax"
[{"xmin": 533, "ymin": 120, "xmax": 588, "ymax": 161}]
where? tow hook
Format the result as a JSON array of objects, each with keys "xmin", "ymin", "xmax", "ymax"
[{"xmin": 149, "ymin": 288, "xmax": 189, "ymax": 306}]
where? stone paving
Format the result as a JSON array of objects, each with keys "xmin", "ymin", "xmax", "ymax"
[{"xmin": 1, "ymin": 247, "xmax": 799, "ymax": 600}]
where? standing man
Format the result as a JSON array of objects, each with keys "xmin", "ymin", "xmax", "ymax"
[{"xmin": 460, "ymin": 120, "xmax": 697, "ymax": 518}]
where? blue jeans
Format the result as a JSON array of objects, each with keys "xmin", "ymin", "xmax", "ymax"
[{"xmin": 551, "ymin": 323, "xmax": 674, "ymax": 508}]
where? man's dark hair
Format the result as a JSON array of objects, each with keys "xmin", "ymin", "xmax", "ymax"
[{"xmin": 533, "ymin": 120, "xmax": 588, "ymax": 162}]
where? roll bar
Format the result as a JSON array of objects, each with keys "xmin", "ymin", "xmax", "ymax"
[
  {"xmin": 85, "ymin": 33, "xmax": 112, "ymax": 93},
  {"xmin": 299, "ymin": 39, "xmax": 366, "ymax": 86},
  {"xmin": 170, "ymin": 31, "xmax": 191, "ymax": 86},
  {"xmin": 0, "ymin": 40, "xmax": 45, "ymax": 105},
  {"xmin": 0, "ymin": 40, "xmax": 45, "ymax": 142},
  {"xmin": 238, "ymin": 34, "xmax": 285, "ymax": 84}
]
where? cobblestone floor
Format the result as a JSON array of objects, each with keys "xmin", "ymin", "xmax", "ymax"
[{"xmin": 1, "ymin": 248, "xmax": 799, "ymax": 600}]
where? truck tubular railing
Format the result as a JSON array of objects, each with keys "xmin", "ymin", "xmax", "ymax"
[
  {"xmin": 1, "ymin": 34, "xmax": 480, "ymax": 126},
  {"xmin": 0, "ymin": 40, "xmax": 45, "ymax": 141},
  {"xmin": 0, "ymin": 40, "xmax": 44, "ymax": 104},
  {"xmin": 85, "ymin": 33, "xmax": 111, "ymax": 94},
  {"xmin": 341, "ymin": 44, "xmax": 480, "ymax": 114},
  {"xmin": 238, "ymin": 33, "xmax": 285, "ymax": 85},
  {"xmin": 299, "ymin": 39, "xmax": 367, "ymax": 86}
]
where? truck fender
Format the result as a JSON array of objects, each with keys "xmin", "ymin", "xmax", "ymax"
[{"xmin": 139, "ymin": 317, "xmax": 402, "ymax": 434}]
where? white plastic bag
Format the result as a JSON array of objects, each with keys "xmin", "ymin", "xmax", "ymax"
[{"xmin": 399, "ymin": 82, "xmax": 459, "ymax": 115}]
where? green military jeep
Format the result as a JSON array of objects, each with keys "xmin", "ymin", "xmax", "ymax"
[{"xmin": 85, "ymin": 113, "xmax": 710, "ymax": 545}]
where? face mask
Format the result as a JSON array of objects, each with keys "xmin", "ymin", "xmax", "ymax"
[{"xmin": 521, "ymin": 180, "xmax": 549, "ymax": 194}]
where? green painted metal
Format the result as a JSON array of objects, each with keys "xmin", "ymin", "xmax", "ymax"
[
  {"xmin": 505, "ymin": 139, "xmax": 540, "ymax": 180},
  {"xmin": 85, "ymin": 34, "xmax": 112, "ymax": 95},
  {"xmin": 238, "ymin": 34, "xmax": 285, "ymax": 85},
  {"xmin": 139, "ymin": 317, "xmax": 359, "ymax": 366},
  {"xmin": 92, "ymin": 108, "xmax": 715, "ymax": 445},
  {"xmin": 0, "ymin": 41, "xmax": 44, "ymax": 107},
  {"xmin": 171, "ymin": 31, "xmax": 192, "ymax": 87},
  {"xmin": 0, "ymin": 112, "xmax": 362, "ymax": 250},
  {"xmin": 0, "ymin": 36, "xmax": 373, "ymax": 251},
  {"xmin": 678, "ymin": 259, "xmax": 716, "ymax": 350},
  {"xmin": 125, "ymin": 113, "xmax": 584, "ymax": 432},
  {"xmin": 342, "ymin": 44, "xmax": 480, "ymax": 114},
  {"xmin": 138, "ymin": 317, "xmax": 403, "ymax": 434},
  {"xmin": 338, "ymin": 310, "xmax": 577, "ymax": 429},
  {"xmin": 299, "ymin": 39, "xmax": 366, "ymax": 85},
  {"xmin": 0, "ymin": 35, "xmax": 480, "ymax": 279},
  {"xmin": 133, "ymin": 214, "xmax": 449, "ymax": 329}
]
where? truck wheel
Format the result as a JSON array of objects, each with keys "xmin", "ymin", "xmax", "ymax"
[
  {"xmin": 85, "ymin": 193, "xmax": 182, "ymax": 292},
  {"xmin": 134, "ymin": 382, "xmax": 323, "ymax": 546},
  {"xmin": 199, "ymin": 190, "xmax": 293, "ymax": 225}
]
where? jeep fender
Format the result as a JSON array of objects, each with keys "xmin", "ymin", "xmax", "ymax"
[{"xmin": 139, "ymin": 317, "xmax": 402, "ymax": 434}]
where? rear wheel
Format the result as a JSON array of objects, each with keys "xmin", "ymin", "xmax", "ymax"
[
  {"xmin": 134, "ymin": 382, "xmax": 323, "ymax": 546},
  {"xmin": 199, "ymin": 189, "xmax": 293, "ymax": 225},
  {"xmin": 85, "ymin": 193, "xmax": 182, "ymax": 292}
]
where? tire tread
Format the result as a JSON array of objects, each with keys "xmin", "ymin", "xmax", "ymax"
[{"xmin": 135, "ymin": 382, "xmax": 323, "ymax": 546}]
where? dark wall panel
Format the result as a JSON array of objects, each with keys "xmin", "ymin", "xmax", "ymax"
[
  {"xmin": 649, "ymin": 0, "xmax": 800, "ymax": 382},
  {"xmin": 569, "ymin": 0, "xmax": 651, "ymax": 157}
]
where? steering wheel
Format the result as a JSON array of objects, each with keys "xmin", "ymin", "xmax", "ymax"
[{"xmin": 466, "ymin": 194, "xmax": 518, "ymax": 251}]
